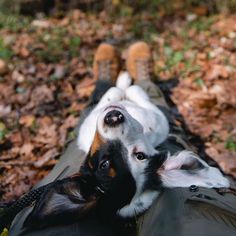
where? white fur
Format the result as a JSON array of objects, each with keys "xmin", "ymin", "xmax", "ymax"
[
  {"xmin": 119, "ymin": 151, "xmax": 229, "ymax": 218},
  {"xmin": 78, "ymin": 87, "xmax": 126, "ymax": 153},
  {"xmin": 160, "ymin": 151, "xmax": 230, "ymax": 188},
  {"xmin": 77, "ymin": 72, "xmax": 169, "ymax": 153},
  {"xmin": 77, "ymin": 72, "xmax": 169, "ymax": 218},
  {"xmin": 118, "ymin": 191, "xmax": 159, "ymax": 217}
]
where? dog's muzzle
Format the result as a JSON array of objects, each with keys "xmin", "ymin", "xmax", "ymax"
[{"xmin": 104, "ymin": 110, "xmax": 125, "ymax": 127}]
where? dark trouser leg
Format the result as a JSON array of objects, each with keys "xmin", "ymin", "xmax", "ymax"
[{"xmin": 135, "ymin": 80, "xmax": 169, "ymax": 108}]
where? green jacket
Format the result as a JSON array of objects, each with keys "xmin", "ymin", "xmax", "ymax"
[{"xmin": 139, "ymin": 187, "xmax": 236, "ymax": 236}]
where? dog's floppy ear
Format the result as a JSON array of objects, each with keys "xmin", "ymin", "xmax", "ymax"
[
  {"xmin": 158, "ymin": 151, "xmax": 229, "ymax": 188},
  {"xmin": 24, "ymin": 177, "xmax": 97, "ymax": 228}
]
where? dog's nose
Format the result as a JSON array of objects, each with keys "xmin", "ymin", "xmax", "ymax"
[{"xmin": 104, "ymin": 110, "xmax": 125, "ymax": 127}]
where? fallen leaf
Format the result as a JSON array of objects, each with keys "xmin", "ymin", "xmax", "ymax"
[
  {"xmin": 19, "ymin": 115, "xmax": 35, "ymax": 127},
  {"xmin": 0, "ymin": 59, "xmax": 8, "ymax": 75},
  {"xmin": 34, "ymin": 148, "xmax": 59, "ymax": 168},
  {"xmin": 20, "ymin": 143, "xmax": 34, "ymax": 156},
  {"xmin": 31, "ymin": 20, "xmax": 51, "ymax": 28}
]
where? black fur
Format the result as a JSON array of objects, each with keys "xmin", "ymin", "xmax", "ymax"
[
  {"xmin": 87, "ymin": 141, "xmax": 136, "ymax": 216},
  {"xmin": 143, "ymin": 152, "xmax": 168, "ymax": 192},
  {"xmin": 23, "ymin": 140, "xmax": 136, "ymax": 229},
  {"xmin": 23, "ymin": 176, "xmax": 98, "ymax": 228},
  {"xmin": 0, "ymin": 184, "xmax": 49, "ymax": 232}
]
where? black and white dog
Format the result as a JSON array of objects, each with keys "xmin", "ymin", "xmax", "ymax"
[
  {"xmin": 76, "ymin": 72, "xmax": 230, "ymax": 217},
  {"xmin": 5, "ymin": 73, "xmax": 229, "ymax": 232}
]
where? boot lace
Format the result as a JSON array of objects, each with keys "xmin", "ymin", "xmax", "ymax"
[
  {"xmin": 136, "ymin": 59, "xmax": 152, "ymax": 80},
  {"xmin": 98, "ymin": 60, "xmax": 111, "ymax": 81}
]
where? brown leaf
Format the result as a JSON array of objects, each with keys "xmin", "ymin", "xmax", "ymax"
[
  {"xmin": 76, "ymin": 77, "xmax": 95, "ymax": 99},
  {"xmin": 19, "ymin": 47, "xmax": 30, "ymax": 58},
  {"xmin": 0, "ymin": 59, "xmax": 8, "ymax": 75},
  {"xmin": 12, "ymin": 70, "xmax": 25, "ymax": 83},
  {"xmin": 206, "ymin": 144, "xmax": 236, "ymax": 178},
  {"xmin": 10, "ymin": 132, "xmax": 23, "ymax": 146},
  {"xmin": 34, "ymin": 148, "xmax": 59, "ymax": 168},
  {"xmin": 19, "ymin": 115, "xmax": 35, "ymax": 127},
  {"xmin": 34, "ymin": 117, "xmax": 58, "ymax": 147},
  {"xmin": 31, "ymin": 85, "xmax": 54, "ymax": 106},
  {"xmin": 0, "ymin": 104, "xmax": 11, "ymax": 117},
  {"xmin": 20, "ymin": 142, "xmax": 34, "ymax": 156},
  {"xmin": 31, "ymin": 20, "xmax": 51, "ymax": 28},
  {"xmin": 59, "ymin": 115, "xmax": 79, "ymax": 145},
  {"xmin": 52, "ymin": 65, "xmax": 66, "ymax": 79},
  {"xmin": 205, "ymin": 64, "xmax": 230, "ymax": 80}
]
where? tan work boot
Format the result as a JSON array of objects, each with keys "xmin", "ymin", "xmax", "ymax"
[
  {"xmin": 126, "ymin": 41, "xmax": 153, "ymax": 81},
  {"xmin": 126, "ymin": 42, "xmax": 168, "ymax": 107},
  {"xmin": 93, "ymin": 43, "xmax": 121, "ymax": 84}
]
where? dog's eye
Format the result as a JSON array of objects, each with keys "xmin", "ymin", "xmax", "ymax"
[
  {"xmin": 99, "ymin": 160, "xmax": 110, "ymax": 170},
  {"xmin": 135, "ymin": 152, "xmax": 147, "ymax": 161}
]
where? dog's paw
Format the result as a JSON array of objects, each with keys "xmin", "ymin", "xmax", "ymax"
[
  {"xmin": 125, "ymin": 85, "xmax": 149, "ymax": 102},
  {"xmin": 118, "ymin": 191, "xmax": 159, "ymax": 218},
  {"xmin": 99, "ymin": 87, "xmax": 125, "ymax": 105},
  {"xmin": 116, "ymin": 72, "xmax": 132, "ymax": 91},
  {"xmin": 118, "ymin": 205, "xmax": 136, "ymax": 218}
]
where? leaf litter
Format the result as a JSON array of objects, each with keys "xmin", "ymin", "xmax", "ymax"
[{"xmin": 0, "ymin": 10, "xmax": 235, "ymax": 202}]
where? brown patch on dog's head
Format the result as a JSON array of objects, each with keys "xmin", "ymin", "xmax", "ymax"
[
  {"xmin": 90, "ymin": 131, "xmax": 106, "ymax": 156},
  {"xmin": 108, "ymin": 167, "xmax": 116, "ymax": 177}
]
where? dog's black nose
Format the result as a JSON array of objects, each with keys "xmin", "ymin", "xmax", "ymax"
[{"xmin": 104, "ymin": 110, "xmax": 125, "ymax": 127}]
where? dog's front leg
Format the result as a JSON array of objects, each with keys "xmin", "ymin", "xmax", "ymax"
[
  {"xmin": 125, "ymin": 85, "xmax": 153, "ymax": 108},
  {"xmin": 118, "ymin": 190, "xmax": 159, "ymax": 218},
  {"xmin": 95, "ymin": 87, "xmax": 125, "ymax": 110}
]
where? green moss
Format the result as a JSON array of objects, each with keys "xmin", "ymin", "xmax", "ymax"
[
  {"xmin": 0, "ymin": 122, "xmax": 8, "ymax": 141},
  {"xmin": 194, "ymin": 78, "xmax": 205, "ymax": 87},
  {"xmin": 187, "ymin": 16, "xmax": 215, "ymax": 32},
  {"xmin": 225, "ymin": 137, "xmax": 236, "ymax": 152},
  {"xmin": 0, "ymin": 38, "xmax": 13, "ymax": 60},
  {"xmin": 0, "ymin": 13, "xmax": 30, "ymax": 32},
  {"xmin": 69, "ymin": 36, "xmax": 81, "ymax": 57}
]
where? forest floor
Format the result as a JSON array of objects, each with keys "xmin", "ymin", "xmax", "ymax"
[{"xmin": 0, "ymin": 10, "xmax": 235, "ymax": 202}]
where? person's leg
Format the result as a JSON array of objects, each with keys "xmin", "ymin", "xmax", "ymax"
[
  {"xmin": 126, "ymin": 41, "xmax": 169, "ymax": 108},
  {"xmin": 126, "ymin": 41, "xmax": 193, "ymax": 153},
  {"xmin": 125, "ymin": 42, "xmax": 236, "ymax": 236}
]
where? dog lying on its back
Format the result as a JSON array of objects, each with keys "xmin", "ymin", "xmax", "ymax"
[
  {"xmin": 0, "ymin": 73, "xmax": 171, "ymax": 230},
  {"xmin": 18, "ymin": 145, "xmax": 229, "ymax": 229},
  {"xmin": 77, "ymin": 72, "xmax": 170, "ymax": 154},
  {"xmin": 76, "ymin": 72, "xmax": 229, "ymax": 217},
  {"xmin": 77, "ymin": 72, "xmax": 170, "ymax": 216},
  {"xmin": 2, "ymin": 72, "xmax": 229, "ymax": 231}
]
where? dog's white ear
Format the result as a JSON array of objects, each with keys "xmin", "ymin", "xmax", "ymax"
[{"xmin": 158, "ymin": 151, "xmax": 230, "ymax": 188}]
